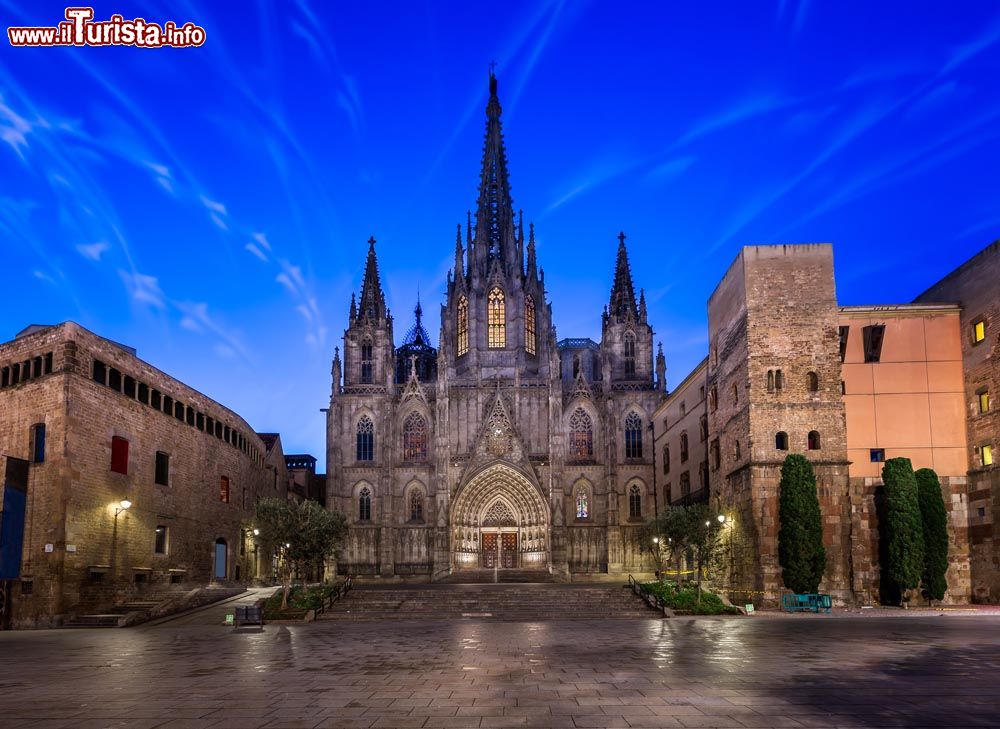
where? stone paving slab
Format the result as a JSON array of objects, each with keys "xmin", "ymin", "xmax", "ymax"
[{"xmin": 0, "ymin": 615, "xmax": 998, "ymax": 728}]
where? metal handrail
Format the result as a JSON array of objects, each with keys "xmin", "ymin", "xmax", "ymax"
[
  {"xmin": 314, "ymin": 575, "xmax": 353, "ymax": 617},
  {"xmin": 627, "ymin": 574, "xmax": 670, "ymax": 618}
]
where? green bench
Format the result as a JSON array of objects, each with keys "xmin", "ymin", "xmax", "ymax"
[{"xmin": 781, "ymin": 593, "xmax": 832, "ymax": 613}]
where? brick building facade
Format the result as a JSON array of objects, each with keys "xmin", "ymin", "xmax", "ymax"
[
  {"xmin": 0, "ymin": 322, "xmax": 288, "ymax": 628},
  {"xmin": 653, "ymin": 242, "xmax": 998, "ymax": 606},
  {"xmin": 917, "ymin": 241, "xmax": 1000, "ymax": 601}
]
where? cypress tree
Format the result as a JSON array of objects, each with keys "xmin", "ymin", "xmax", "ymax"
[
  {"xmin": 881, "ymin": 458, "xmax": 924, "ymax": 604},
  {"xmin": 778, "ymin": 454, "xmax": 826, "ymax": 594},
  {"xmin": 915, "ymin": 468, "xmax": 949, "ymax": 602}
]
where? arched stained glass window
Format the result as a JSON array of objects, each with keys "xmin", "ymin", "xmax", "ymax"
[
  {"xmin": 525, "ymin": 294, "xmax": 536, "ymax": 355},
  {"xmin": 359, "ymin": 487, "xmax": 372, "ymax": 521},
  {"xmin": 488, "ymin": 288, "xmax": 506, "ymax": 348},
  {"xmin": 628, "ymin": 483, "xmax": 642, "ymax": 520},
  {"xmin": 457, "ymin": 296, "xmax": 469, "ymax": 357},
  {"xmin": 409, "ymin": 491, "xmax": 424, "ymax": 522},
  {"xmin": 624, "ymin": 331, "xmax": 636, "ymax": 377},
  {"xmin": 569, "ymin": 407, "xmax": 594, "ymax": 458},
  {"xmin": 402, "ymin": 411, "xmax": 428, "ymax": 461},
  {"xmin": 624, "ymin": 411, "xmax": 643, "ymax": 459},
  {"xmin": 576, "ymin": 490, "xmax": 589, "ymax": 519},
  {"xmin": 356, "ymin": 415, "xmax": 374, "ymax": 461}
]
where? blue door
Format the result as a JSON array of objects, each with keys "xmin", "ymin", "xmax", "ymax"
[{"xmin": 214, "ymin": 539, "xmax": 227, "ymax": 580}]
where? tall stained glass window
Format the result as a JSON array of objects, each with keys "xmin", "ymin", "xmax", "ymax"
[{"xmin": 488, "ymin": 288, "xmax": 506, "ymax": 348}]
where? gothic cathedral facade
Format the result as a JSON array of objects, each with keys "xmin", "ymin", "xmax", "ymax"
[{"xmin": 326, "ymin": 73, "xmax": 666, "ymax": 579}]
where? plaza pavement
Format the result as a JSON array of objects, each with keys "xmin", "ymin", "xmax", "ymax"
[{"xmin": 0, "ymin": 608, "xmax": 998, "ymax": 729}]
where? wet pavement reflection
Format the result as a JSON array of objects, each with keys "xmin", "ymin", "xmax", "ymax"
[{"xmin": 0, "ymin": 615, "xmax": 998, "ymax": 728}]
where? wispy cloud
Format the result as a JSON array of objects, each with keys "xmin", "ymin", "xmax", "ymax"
[
  {"xmin": 118, "ymin": 270, "xmax": 166, "ymax": 310},
  {"xmin": 644, "ymin": 156, "xmax": 696, "ymax": 183},
  {"xmin": 76, "ymin": 241, "xmax": 110, "ymax": 261},
  {"xmin": 671, "ymin": 93, "xmax": 788, "ymax": 149},
  {"xmin": 940, "ymin": 13, "xmax": 1000, "ymax": 75},
  {"xmin": 246, "ymin": 242, "xmax": 269, "ymax": 262},
  {"xmin": 903, "ymin": 81, "xmax": 957, "ymax": 119}
]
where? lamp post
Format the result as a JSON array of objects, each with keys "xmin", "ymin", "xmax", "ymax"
[{"xmin": 111, "ymin": 498, "xmax": 132, "ymax": 583}]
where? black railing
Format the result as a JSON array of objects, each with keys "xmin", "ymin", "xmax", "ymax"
[
  {"xmin": 314, "ymin": 576, "xmax": 353, "ymax": 617},
  {"xmin": 627, "ymin": 574, "xmax": 671, "ymax": 618}
]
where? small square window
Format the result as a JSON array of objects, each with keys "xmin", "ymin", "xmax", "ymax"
[
  {"xmin": 89, "ymin": 570, "xmax": 105, "ymax": 583},
  {"xmin": 170, "ymin": 573, "xmax": 183, "ymax": 584},
  {"xmin": 979, "ymin": 391, "xmax": 990, "ymax": 414},
  {"xmin": 21, "ymin": 580, "xmax": 33, "ymax": 596},
  {"xmin": 870, "ymin": 448, "xmax": 885, "ymax": 463},
  {"xmin": 973, "ymin": 319, "xmax": 986, "ymax": 344},
  {"xmin": 978, "ymin": 507, "xmax": 987, "ymax": 518},
  {"xmin": 134, "ymin": 572, "xmax": 148, "ymax": 584},
  {"xmin": 982, "ymin": 445, "xmax": 994, "ymax": 467}
]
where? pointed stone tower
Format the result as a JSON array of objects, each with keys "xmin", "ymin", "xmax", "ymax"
[{"xmin": 602, "ymin": 232, "xmax": 655, "ymax": 385}]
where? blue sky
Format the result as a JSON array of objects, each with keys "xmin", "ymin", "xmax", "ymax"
[{"xmin": 2, "ymin": 1, "xmax": 999, "ymax": 468}]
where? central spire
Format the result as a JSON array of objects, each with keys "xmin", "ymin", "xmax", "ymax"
[{"xmin": 473, "ymin": 68, "xmax": 516, "ymax": 268}]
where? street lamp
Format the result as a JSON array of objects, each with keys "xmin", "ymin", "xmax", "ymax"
[
  {"xmin": 115, "ymin": 498, "xmax": 132, "ymax": 517},
  {"xmin": 717, "ymin": 514, "xmax": 726, "ymax": 524},
  {"xmin": 252, "ymin": 528, "xmax": 260, "ymax": 536}
]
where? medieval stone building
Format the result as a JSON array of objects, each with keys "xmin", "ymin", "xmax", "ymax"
[{"xmin": 326, "ymin": 73, "xmax": 666, "ymax": 579}]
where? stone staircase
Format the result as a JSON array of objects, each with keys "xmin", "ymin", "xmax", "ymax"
[
  {"xmin": 318, "ymin": 583, "xmax": 658, "ymax": 621},
  {"xmin": 63, "ymin": 599, "xmax": 161, "ymax": 628},
  {"xmin": 438, "ymin": 568, "xmax": 558, "ymax": 584}
]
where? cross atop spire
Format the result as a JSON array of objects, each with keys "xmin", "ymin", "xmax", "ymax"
[
  {"xmin": 608, "ymin": 231, "xmax": 638, "ymax": 323},
  {"xmin": 356, "ymin": 236, "xmax": 386, "ymax": 323}
]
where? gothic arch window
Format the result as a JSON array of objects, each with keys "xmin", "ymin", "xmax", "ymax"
[
  {"xmin": 808, "ymin": 430, "xmax": 821, "ymax": 450},
  {"xmin": 575, "ymin": 488, "xmax": 589, "ymax": 519},
  {"xmin": 624, "ymin": 411, "xmax": 643, "ymax": 459},
  {"xmin": 807, "ymin": 371, "xmax": 819, "ymax": 392},
  {"xmin": 573, "ymin": 354, "xmax": 581, "ymax": 379},
  {"xmin": 624, "ymin": 331, "xmax": 636, "ymax": 377},
  {"xmin": 569, "ymin": 407, "xmax": 594, "ymax": 459},
  {"xmin": 709, "ymin": 386, "xmax": 718, "ymax": 412},
  {"xmin": 525, "ymin": 294, "xmax": 536, "ymax": 355},
  {"xmin": 457, "ymin": 296, "xmax": 469, "ymax": 357},
  {"xmin": 360, "ymin": 337, "xmax": 374, "ymax": 384},
  {"xmin": 358, "ymin": 486, "xmax": 372, "ymax": 522},
  {"xmin": 356, "ymin": 415, "xmax": 374, "ymax": 462},
  {"xmin": 767, "ymin": 369, "xmax": 775, "ymax": 393},
  {"xmin": 409, "ymin": 489, "xmax": 424, "ymax": 523},
  {"xmin": 487, "ymin": 288, "xmax": 506, "ymax": 348},
  {"xmin": 775, "ymin": 369, "xmax": 784, "ymax": 391},
  {"xmin": 662, "ymin": 444, "xmax": 670, "ymax": 475},
  {"xmin": 700, "ymin": 414, "xmax": 708, "ymax": 442},
  {"xmin": 680, "ymin": 472, "xmax": 691, "ymax": 497},
  {"xmin": 680, "ymin": 432, "xmax": 689, "ymax": 462},
  {"xmin": 628, "ymin": 483, "xmax": 642, "ymax": 520},
  {"xmin": 775, "ymin": 431, "xmax": 789, "ymax": 450},
  {"xmin": 402, "ymin": 411, "xmax": 428, "ymax": 461}
]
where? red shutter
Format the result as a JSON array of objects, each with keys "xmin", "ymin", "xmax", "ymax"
[{"xmin": 111, "ymin": 437, "xmax": 129, "ymax": 475}]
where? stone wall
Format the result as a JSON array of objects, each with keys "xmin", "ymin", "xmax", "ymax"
[{"xmin": 0, "ymin": 323, "xmax": 285, "ymax": 627}]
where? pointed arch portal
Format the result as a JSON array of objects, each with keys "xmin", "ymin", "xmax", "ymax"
[{"xmin": 450, "ymin": 463, "xmax": 550, "ymax": 571}]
